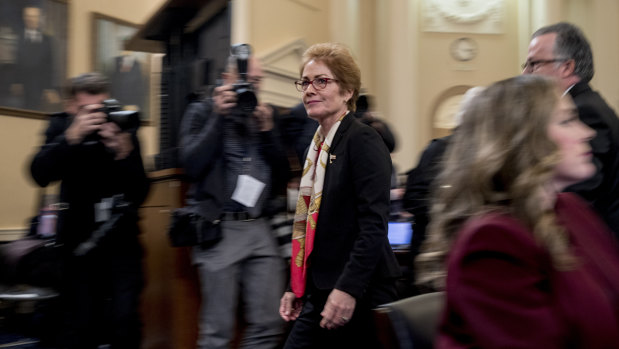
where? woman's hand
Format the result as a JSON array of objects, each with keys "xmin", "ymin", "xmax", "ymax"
[
  {"xmin": 320, "ymin": 289, "xmax": 356, "ymax": 330},
  {"xmin": 279, "ymin": 291, "xmax": 303, "ymax": 322}
]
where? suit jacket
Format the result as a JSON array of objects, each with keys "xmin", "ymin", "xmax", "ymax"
[
  {"xmin": 308, "ymin": 114, "xmax": 401, "ymax": 302},
  {"xmin": 567, "ymin": 82, "xmax": 619, "ymax": 236},
  {"xmin": 438, "ymin": 193, "xmax": 619, "ymax": 348},
  {"xmin": 403, "ymin": 136, "xmax": 451, "ymax": 257},
  {"xmin": 178, "ymin": 100, "xmax": 289, "ymax": 221},
  {"xmin": 111, "ymin": 55, "xmax": 145, "ymax": 112},
  {"xmin": 15, "ymin": 30, "xmax": 54, "ymax": 110}
]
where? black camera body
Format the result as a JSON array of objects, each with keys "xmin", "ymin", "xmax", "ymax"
[
  {"xmin": 96, "ymin": 99, "xmax": 140, "ymax": 131},
  {"xmin": 230, "ymin": 44, "xmax": 258, "ymax": 114}
]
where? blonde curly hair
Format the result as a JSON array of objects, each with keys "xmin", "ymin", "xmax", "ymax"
[{"xmin": 416, "ymin": 75, "xmax": 576, "ymax": 289}]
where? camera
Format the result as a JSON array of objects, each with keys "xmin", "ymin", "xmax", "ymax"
[
  {"xmin": 96, "ymin": 99, "xmax": 140, "ymax": 131},
  {"xmin": 83, "ymin": 99, "xmax": 140, "ymax": 145},
  {"xmin": 230, "ymin": 44, "xmax": 258, "ymax": 114}
]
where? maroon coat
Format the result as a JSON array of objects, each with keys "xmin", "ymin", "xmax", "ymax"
[{"xmin": 438, "ymin": 193, "xmax": 619, "ymax": 348}]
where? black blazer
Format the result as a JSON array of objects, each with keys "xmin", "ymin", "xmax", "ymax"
[
  {"xmin": 30, "ymin": 112, "xmax": 149, "ymax": 250},
  {"xmin": 567, "ymin": 82, "xmax": 619, "ymax": 236},
  {"xmin": 179, "ymin": 100, "xmax": 289, "ymax": 221},
  {"xmin": 308, "ymin": 114, "xmax": 401, "ymax": 301}
]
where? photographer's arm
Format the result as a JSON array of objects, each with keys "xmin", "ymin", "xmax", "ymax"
[
  {"xmin": 178, "ymin": 99, "xmax": 224, "ymax": 180},
  {"xmin": 108, "ymin": 130, "xmax": 150, "ymax": 207},
  {"xmin": 31, "ymin": 115, "xmax": 73, "ymax": 187},
  {"xmin": 31, "ymin": 108, "xmax": 101, "ymax": 187}
]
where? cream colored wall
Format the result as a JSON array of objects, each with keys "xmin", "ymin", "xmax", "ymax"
[
  {"xmin": 572, "ymin": 1, "xmax": 619, "ymax": 113},
  {"xmin": 0, "ymin": 116, "xmax": 48, "ymax": 236},
  {"xmin": 0, "ymin": 0, "xmax": 166, "ymax": 235},
  {"xmin": 415, "ymin": 0, "xmax": 522, "ymax": 168},
  {"xmin": 232, "ymin": 0, "xmax": 331, "ymax": 56},
  {"xmin": 373, "ymin": 0, "xmax": 419, "ymax": 172}
]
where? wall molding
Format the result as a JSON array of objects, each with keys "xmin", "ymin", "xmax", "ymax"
[
  {"xmin": 260, "ymin": 38, "xmax": 308, "ymax": 107},
  {"xmin": 0, "ymin": 228, "xmax": 28, "ymax": 241}
]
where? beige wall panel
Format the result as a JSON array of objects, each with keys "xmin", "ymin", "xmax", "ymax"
[
  {"xmin": 237, "ymin": 0, "xmax": 330, "ymax": 55},
  {"xmin": 573, "ymin": 0, "xmax": 619, "ymax": 113},
  {"xmin": 0, "ymin": 116, "xmax": 47, "ymax": 234}
]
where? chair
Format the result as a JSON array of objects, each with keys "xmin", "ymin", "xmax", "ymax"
[{"xmin": 374, "ymin": 291, "xmax": 445, "ymax": 349}]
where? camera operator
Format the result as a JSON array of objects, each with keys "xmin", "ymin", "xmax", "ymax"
[
  {"xmin": 179, "ymin": 44, "xmax": 288, "ymax": 349},
  {"xmin": 30, "ymin": 72, "xmax": 149, "ymax": 349}
]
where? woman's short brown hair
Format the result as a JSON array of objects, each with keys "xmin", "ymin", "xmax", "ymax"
[{"xmin": 300, "ymin": 43, "xmax": 361, "ymax": 112}]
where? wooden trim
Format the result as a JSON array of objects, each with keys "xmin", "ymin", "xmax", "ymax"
[
  {"xmin": 0, "ymin": 228, "xmax": 28, "ymax": 242},
  {"xmin": 429, "ymin": 85, "xmax": 472, "ymax": 138},
  {"xmin": 0, "ymin": 107, "xmax": 48, "ymax": 120},
  {"xmin": 148, "ymin": 168, "xmax": 185, "ymax": 181},
  {"xmin": 90, "ymin": 12, "xmax": 141, "ymax": 72}
]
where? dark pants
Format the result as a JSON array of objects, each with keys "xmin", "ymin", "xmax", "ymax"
[
  {"xmin": 283, "ymin": 278, "xmax": 397, "ymax": 349},
  {"xmin": 61, "ymin": 243, "xmax": 143, "ymax": 349}
]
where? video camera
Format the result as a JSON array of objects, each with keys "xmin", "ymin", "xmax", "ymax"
[
  {"xmin": 230, "ymin": 44, "xmax": 258, "ymax": 114},
  {"xmin": 96, "ymin": 99, "xmax": 140, "ymax": 131}
]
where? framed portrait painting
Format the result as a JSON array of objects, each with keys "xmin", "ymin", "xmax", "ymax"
[
  {"xmin": 92, "ymin": 13, "xmax": 151, "ymax": 123},
  {"xmin": 0, "ymin": 0, "xmax": 68, "ymax": 116}
]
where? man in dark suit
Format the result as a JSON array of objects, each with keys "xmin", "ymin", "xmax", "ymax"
[
  {"xmin": 110, "ymin": 51, "xmax": 146, "ymax": 113},
  {"xmin": 179, "ymin": 47, "xmax": 288, "ymax": 349},
  {"xmin": 523, "ymin": 22, "xmax": 619, "ymax": 237},
  {"xmin": 12, "ymin": 4, "xmax": 59, "ymax": 110}
]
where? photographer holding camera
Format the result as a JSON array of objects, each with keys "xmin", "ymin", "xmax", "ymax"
[
  {"xmin": 179, "ymin": 44, "xmax": 288, "ymax": 349},
  {"xmin": 30, "ymin": 72, "xmax": 149, "ymax": 348}
]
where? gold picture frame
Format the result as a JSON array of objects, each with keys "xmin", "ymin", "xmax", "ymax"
[
  {"xmin": 0, "ymin": 0, "xmax": 68, "ymax": 118},
  {"xmin": 92, "ymin": 12, "xmax": 152, "ymax": 124}
]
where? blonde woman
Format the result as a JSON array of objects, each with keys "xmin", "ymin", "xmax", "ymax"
[{"xmin": 419, "ymin": 75, "xmax": 619, "ymax": 348}]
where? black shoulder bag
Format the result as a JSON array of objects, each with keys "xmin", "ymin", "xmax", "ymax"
[{"xmin": 167, "ymin": 204, "xmax": 222, "ymax": 248}]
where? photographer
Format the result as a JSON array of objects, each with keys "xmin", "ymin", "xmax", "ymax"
[
  {"xmin": 30, "ymin": 72, "xmax": 149, "ymax": 349},
  {"xmin": 179, "ymin": 44, "xmax": 288, "ymax": 349}
]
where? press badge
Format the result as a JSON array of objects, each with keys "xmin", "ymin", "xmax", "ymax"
[
  {"xmin": 95, "ymin": 197, "xmax": 113, "ymax": 222},
  {"xmin": 231, "ymin": 174, "xmax": 265, "ymax": 208}
]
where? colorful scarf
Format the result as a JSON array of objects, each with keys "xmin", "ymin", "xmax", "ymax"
[{"xmin": 290, "ymin": 113, "xmax": 346, "ymax": 298}]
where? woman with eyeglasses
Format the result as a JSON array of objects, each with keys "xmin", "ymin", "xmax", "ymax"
[
  {"xmin": 417, "ymin": 75, "xmax": 619, "ymax": 348},
  {"xmin": 278, "ymin": 42, "xmax": 401, "ymax": 348}
]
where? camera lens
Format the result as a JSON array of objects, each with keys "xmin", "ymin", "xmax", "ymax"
[{"xmin": 236, "ymin": 89, "xmax": 257, "ymax": 113}]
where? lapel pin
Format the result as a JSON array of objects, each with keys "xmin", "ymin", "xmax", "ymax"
[{"xmin": 329, "ymin": 154, "xmax": 336, "ymax": 164}]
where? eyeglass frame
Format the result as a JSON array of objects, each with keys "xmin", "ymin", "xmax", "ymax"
[
  {"xmin": 521, "ymin": 58, "xmax": 568, "ymax": 72},
  {"xmin": 294, "ymin": 77, "xmax": 339, "ymax": 92}
]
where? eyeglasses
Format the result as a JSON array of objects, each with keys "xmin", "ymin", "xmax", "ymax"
[
  {"xmin": 294, "ymin": 77, "xmax": 338, "ymax": 92},
  {"xmin": 521, "ymin": 58, "xmax": 567, "ymax": 71}
]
